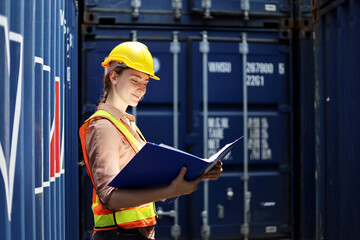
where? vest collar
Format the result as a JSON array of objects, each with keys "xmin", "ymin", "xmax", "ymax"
[{"xmin": 97, "ymin": 103, "xmax": 135, "ymax": 123}]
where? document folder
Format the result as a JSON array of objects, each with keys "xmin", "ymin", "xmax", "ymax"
[{"xmin": 109, "ymin": 136, "xmax": 243, "ymax": 189}]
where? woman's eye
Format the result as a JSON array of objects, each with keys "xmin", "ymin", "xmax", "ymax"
[{"xmin": 131, "ymin": 79, "xmax": 138, "ymax": 83}]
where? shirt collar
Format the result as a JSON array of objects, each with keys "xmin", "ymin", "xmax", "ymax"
[{"xmin": 97, "ymin": 103, "xmax": 135, "ymax": 123}]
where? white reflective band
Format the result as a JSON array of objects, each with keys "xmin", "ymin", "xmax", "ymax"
[{"xmin": 104, "ymin": 61, "xmax": 127, "ymax": 75}]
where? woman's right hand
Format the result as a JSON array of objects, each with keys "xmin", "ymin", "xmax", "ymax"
[{"xmin": 167, "ymin": 167, "xmax": 203, "ymax": 198}]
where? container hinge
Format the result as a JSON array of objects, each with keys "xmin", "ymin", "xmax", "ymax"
[
  {"xmin": 201, "ymin": 0, "xmax": 212, "ymax": 19},
  {"xmin": 297, "ymin": 18, "xmax": 313, "ymax": 40},
  {"xmin": 172, "ymin": 0, "xmax": 182, "ymax": 20},
  {"xmin": 131, "ymin": 0, "xmax": 141, "ymax": 19},
  {"xmin": 241, "ymin": 0, "xmax": 250, "ymax": 21}
]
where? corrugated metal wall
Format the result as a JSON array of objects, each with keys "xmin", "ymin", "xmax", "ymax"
[
  {"xmin": 293, "ymin": 0, "xmax": 316, "ymax": 239},
  {"xmin": 312, "ymin": 0, "xmax": 360, "ymax": 239},
  {"xmin": 0, "ymin": 0, "xmax": 79, "ymax": 239},
  {"xmin": 1, "ymin": 0, "xmax": 358, "ymax": 239}
]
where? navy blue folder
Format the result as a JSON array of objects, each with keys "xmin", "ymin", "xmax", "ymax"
[{"xmin": 108, "ymin": 136, "xmax": 243, "ymax": 189}]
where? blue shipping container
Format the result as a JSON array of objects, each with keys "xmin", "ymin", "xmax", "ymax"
[
  {"xmin": 313, "ymin": 0, "xmax": 360, "ymax": 239},
  {"xmin": 83, "ymin": 0, "xmax": 293, "ymax": 29},
  {"xmin": 0, "ymin": 0, "xmax": 79, "ymax": 239},
  {"xmin": 80, "ymin": 26, "xmax": 293, "ymax": 239},
  {"xmin": 292, "ymin": 1, "xmax": 315, "ymax": 238}
]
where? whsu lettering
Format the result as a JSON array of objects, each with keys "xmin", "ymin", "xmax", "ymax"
[{"xmin": 208, "ymin": 62, "xmax": 232, "ymax": 73}]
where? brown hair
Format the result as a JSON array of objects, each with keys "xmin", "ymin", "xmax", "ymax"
[{"xmin": 99, "ymin": 66, "xmax": 126, "ymax": 104}]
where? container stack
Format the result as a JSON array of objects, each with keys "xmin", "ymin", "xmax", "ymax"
[
  {"xmin": 0, "ymin": 0, "xmax": 79, "ymax": 239},
  {"xmin": 312, "ymin": 0, "xmax": 360, "ymax": 239},
  {"xmin": 79, "ymin": 0, "xmax": 305, "ymax": 239}
]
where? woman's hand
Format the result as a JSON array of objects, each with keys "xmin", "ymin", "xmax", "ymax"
[
  {"xmin": 203, "ymin": 161, "xmax": 223, "ymax": 180},
  {"xmin": 167, "ymin": 167, "xmax": 203, "ymax": 197}
]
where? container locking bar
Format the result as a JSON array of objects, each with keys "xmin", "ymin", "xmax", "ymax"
[
  {"xmin": 200, "ymin": 31, "xmax": 210, "ymax": 240},
  {"xmin": 131, "ymin": 31, "xmax": 138, "ymax": 121},
  {"xmin": 239, "ymin": 32, "xmax": 251, "ymax": 240},
  {"xmin": 170, "ymin": 31, "xmax": 181, "ymax": 240},
  {"xmin": 171, "ymin": 31, "xmax": 180, "ymax": 150}
]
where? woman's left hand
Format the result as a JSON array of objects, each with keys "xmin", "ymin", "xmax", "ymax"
[{"xmin": 203, "ymin": 161, "xmax": 223, "ymax": 180}]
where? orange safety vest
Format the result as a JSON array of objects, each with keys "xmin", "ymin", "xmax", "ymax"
[{"xmin": 79, "ymin": 109, "xmax": 157, "ymax": 231}]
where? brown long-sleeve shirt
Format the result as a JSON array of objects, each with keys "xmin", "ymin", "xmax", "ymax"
[{"xmin": 86, "ymin": 103, "xmax": 155, "ymax": 238}]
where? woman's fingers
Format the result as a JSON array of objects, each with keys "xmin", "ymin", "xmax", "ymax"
[{"xmin": 203, "ymin": 161, "xmax": 223, "ymax": 180}]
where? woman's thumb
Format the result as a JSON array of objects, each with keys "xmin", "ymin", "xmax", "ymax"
[{"xmin": 179, "ymin": 166, "xmax": 187, "ymax": 177}]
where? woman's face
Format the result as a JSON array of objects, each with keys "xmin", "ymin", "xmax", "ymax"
[{"xmin": 113, "ymin": 68, "xmax": 149, "ymax": 108}]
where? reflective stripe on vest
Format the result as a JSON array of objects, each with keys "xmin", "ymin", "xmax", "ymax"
[{"xmin": 79, "ymin": 109, "xmax": 156, "ymax": 230}]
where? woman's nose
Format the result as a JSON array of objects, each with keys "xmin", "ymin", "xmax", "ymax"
[{"xmin": 137, "ymin": 83, "xmax": 146, "ymax": 92}]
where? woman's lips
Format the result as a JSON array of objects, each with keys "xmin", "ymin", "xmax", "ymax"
[{"xmin": 132, "ymin": 94, "xmax": 140, "ymax": 99}]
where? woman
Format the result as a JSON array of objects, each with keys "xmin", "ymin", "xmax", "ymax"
[{"xmin": 79, "ymin": 41, "xmax": 222, "ymax": 240}]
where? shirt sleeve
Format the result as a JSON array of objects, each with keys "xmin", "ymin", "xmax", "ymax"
[{"xmin": 86, "ymin": 118, "xmax": 136, "ymax": 209}]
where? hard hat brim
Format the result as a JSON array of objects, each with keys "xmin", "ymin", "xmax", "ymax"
[
  {"xmin": 150, "ymin": 74, "xmax": 160, "ymax": 80},
  {"xmin": 102, "ymin": 59, "xmax": 160, "ymax": 80}
]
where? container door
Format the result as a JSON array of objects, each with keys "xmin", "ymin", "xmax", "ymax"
[
  {"xmin": 190, "ymin": 35, "xmax": 293, "ymax": 239},
  {"xmin": 81, "ymin": 34, "xmax": 190, "ymax": 239},
  {"xmin": 191, "ymin": 0, "xmax": 291, "ymax": 15}
]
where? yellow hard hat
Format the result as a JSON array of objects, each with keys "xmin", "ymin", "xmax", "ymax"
[{"xmin": 101, "ymin": 41, "xmax": 160, "ymax": 80}]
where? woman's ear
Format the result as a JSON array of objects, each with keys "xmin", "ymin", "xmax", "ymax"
[{"xmin": 109, "ymin": 71, "xmax": 118, "ymax": 85}]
